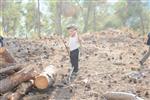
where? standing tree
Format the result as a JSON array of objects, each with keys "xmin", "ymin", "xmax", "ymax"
[
  {"xmin": 37, "ymin": 0, "xmax": 41, "ymax": 38},
  {"xmin": 1, "ymin": 1, "xmax": 21, "ymax": 37},
  {"xmin": 55, "ymin": 0, "xmax": 62, "ymax": 35},
  {"xmin": 82, "ymin": 1, "xmax": 92, "ymax": 33}
]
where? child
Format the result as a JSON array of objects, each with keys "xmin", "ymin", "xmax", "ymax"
[
  {"xmin": 0, "ymin": 36, "xmax": 4, "ymax": 47},
  {"xmin": 67, "ymin": 24, "xmax": 81, "ymax": 73},
  {"xmin": 140, "ymin": 32, "xmax": 150, "ymax": 65}
]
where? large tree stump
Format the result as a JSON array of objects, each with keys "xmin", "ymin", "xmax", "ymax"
[
  {"xmin": 0, "ymin": 67, "xmax": 37, "ymax": 93},
  {"xmin": 34, "ymin": 65, "xmax": 56, "ymax": 90}
]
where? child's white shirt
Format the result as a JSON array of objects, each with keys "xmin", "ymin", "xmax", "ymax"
[{"xmin": 69, "ymin": 33, "xmax": 80, "ymax": 51}]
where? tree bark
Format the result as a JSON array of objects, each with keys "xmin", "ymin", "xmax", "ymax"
[
  {"xmin": 8, "ymin": 81, "xmax": 33, "ymax": 100},
  {"xmin": 0, "ymin": 81, "xmax": 33, "ymax": 100},
  {"xmin": 34, "ymin": 65, "xmax": 56, "ymax": 90},
  {"xmin": 0, "ymin": 48, "xmax": 16, "ymax": 67},
  {"xmin": 0, "ymin": 67, "xmax": 36, "ymax": 93},
  {"xmin": 0, "ymin": 65, "xmax": 22, "ymax": 74}
]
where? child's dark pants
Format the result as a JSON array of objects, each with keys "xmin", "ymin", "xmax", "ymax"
[{"xmin": 70, "ymin": 49, "xmax": 79, "ymax": 73}]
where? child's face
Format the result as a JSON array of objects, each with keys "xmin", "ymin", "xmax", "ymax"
[{"xmin": 68, "ymin": 28, "xmax": 77, "ymax": 37}]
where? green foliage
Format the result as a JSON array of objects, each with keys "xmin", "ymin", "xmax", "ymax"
[
  {"xmin": 23, "ymin": 1, "xmax": 36, "ymax": 37},
  {"xmin": 1, "ymin": 0, "xmax": 150, "ymax": 37},
  {"xmin": 2, "ymin": 1, "xmax": 21, "ymax": 35}
]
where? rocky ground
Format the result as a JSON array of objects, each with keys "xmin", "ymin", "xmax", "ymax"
[{"xmin": 0, "ymin": 29, "xmax": 150, "ymax": 100}]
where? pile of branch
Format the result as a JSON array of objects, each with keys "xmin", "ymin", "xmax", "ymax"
[{"xmin": 0, "ymin": 64, "xmax": 57, "ymax": 100}]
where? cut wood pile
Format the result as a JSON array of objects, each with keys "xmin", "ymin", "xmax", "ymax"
[{"xmin": 0, "ymin": 28, "xmax": 150, "ymax": 100}]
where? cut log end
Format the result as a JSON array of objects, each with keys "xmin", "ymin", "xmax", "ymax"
[
  {"xmin": 34, "ymin": 65, "xmax": 56, "ymax": 90},
  {"xmin": 34, "ymin": 74, "xmax": 49, "ymax": 89}
]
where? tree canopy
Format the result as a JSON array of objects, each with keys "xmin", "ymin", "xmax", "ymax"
[{"xmin": 0, "ymin": 0, "xmax": 150, "ymax": 38}]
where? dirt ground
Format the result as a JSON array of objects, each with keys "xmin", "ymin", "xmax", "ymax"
[{"xmin": 1, "ymin": 29, "xmax": 150, "ymax": 100}]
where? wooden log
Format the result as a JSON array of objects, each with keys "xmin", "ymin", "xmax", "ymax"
[
  {"xmin": 0, "ymin": 47, "xmax": 16, "ymax": 64},
  {"xmin": 8, "ymin": 80, "xmax": 33, "ymax": 100},
  {"xmin": 0, "ymin": 67, "xmax": 37, "ymax": 93},
  {"xmin": 34, "ymin": 65, "xmax": 56, "ymax": 90},
  {"xmin": 0, "ymin": 47, "xmax": 16, "ymax": 68},
  {"xmin": 0, "ymin": 65, "xmax": 22, "ymax": 74},
  {"xmin": 103, "ymin": 92, "xmax": 144, "ymax": 100}
]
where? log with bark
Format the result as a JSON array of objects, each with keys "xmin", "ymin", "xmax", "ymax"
[
  {"xmin": 0, "ymin": 65, "xmax": 22, "ymax": 75},
  {"xmin": 8, "ymin": 80, "xmax": 33, "ymax": 100},
  {"xmin": 34, "ymin": 65, "xmax": 56, "ymax": 90},
  {"xmin": 0, "ymin": 80, "xmax": 33, "ymax": 100},
  {"xmin": 0, "ymin": 47, "xmax": 16, "ymax": 68},
  {"xmin": 0, "ymin": 67, "xmax": 37, "ymax": 93},
  {"xmin": 0, "ymin": 47, "xmax": 16, "ymax": 64}
]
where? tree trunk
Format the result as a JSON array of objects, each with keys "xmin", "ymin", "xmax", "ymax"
[
  {"xmin": 139, "ymin": 13, "xmax": 145, "ymax": 35},
  {"xmin": 55, "ymin": 0, "xmax": 62, "ymax": 35},
  {"xmin": 92, "ymin": 5, "xmax": 96, "ymax": 31},
  {"xmin": 37, "ymin": 0, "xmax": 41, "ymax": 38},
  {"xmin": 1, "ymin": 0, "xmax": 6, "ymax": 35},
  {"xmin": 34, "ymin": 65, "xmax": 56, "ymax": 90},
  {"xmin": 12, "ymin": 18, "xmax": 17, "ymax": 37},
  {"xmin": 83, "ymin": 2, "xmax": 91, "ymax": 33},
  {"xmin": 0, "ymin": 67, "xmax": 37, "ymax": 93}
]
